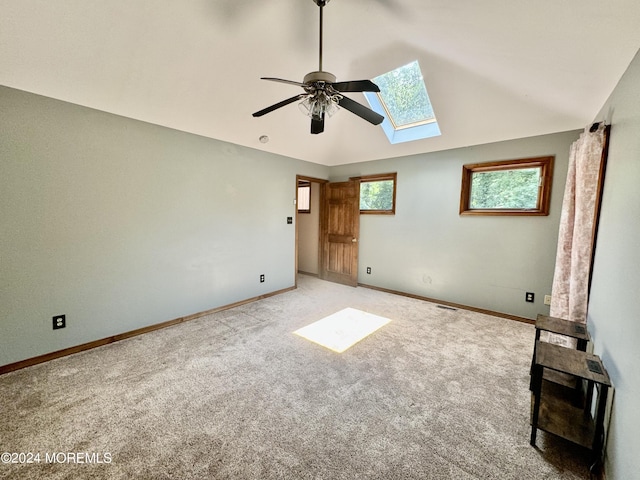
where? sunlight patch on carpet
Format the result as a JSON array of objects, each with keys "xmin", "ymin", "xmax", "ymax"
[{"xmin": 293, "ymin": 308, "xmax": 391, "ymax": 353}]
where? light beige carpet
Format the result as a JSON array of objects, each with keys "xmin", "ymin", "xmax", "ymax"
[{"xmin": 0, "ymin": 275, "xmax": 592, "ymax": 479}]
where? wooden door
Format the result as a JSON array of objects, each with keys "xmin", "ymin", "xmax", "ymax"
[{"xmin": 320, "ymin": 180, "xmax": 360, "ymax": 286}]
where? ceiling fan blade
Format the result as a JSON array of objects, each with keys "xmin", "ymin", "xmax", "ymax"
[
  {"xmin": 337, "ymin": 96, "xmax": 384, "ymax": 125},
  {"xmin": 311, "ymin": 113, "xmax": 325, "ymax": 134},
  {"xmin": 261, "ymin": 77, "xmax": 308, "ymax": 88},
  {"xmin": 332, "ymin": 79, "xmax": 380, "ymax": 93},
  {"xmin": 253, "ymin": 94, "xmax": 307, "ymax": 117}
]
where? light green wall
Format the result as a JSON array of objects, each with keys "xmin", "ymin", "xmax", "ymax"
[
  {"xmin": 330, "ymin": 131, "xmax": 579, "ymax": 319},
  {"xmin": 0, "ymin": 86, "xmax": 329, "ymax": 366},
  {"xmin": 589, "ymin": 49, "xmax": 640, "ymax": 480}
]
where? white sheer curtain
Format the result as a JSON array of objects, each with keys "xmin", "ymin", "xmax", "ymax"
[{"xmin": 548, "ymin": 123, "xmax": 607, "ymax": 344}]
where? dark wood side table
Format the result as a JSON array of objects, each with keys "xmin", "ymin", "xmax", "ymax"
[
  {"xmin": 530, "ymin": 314, "xmax": 591, "ymax": 390},
  {"xmin": 534, "ymin": 314, "xmax": 590, "ymax": 350},
  {"xmin": 530, "ymin": 341, "xmax": 612, "ymax": 473}
]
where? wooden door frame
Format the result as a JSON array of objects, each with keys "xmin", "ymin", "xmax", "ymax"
[{"xmin": 295, "ymin": 175, "xmax": 328, "ymax": 288}]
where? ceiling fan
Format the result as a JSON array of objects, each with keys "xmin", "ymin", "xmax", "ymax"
[{"xmin": 252, "ymin": 0, "xmax": 384, "ymax": 134}]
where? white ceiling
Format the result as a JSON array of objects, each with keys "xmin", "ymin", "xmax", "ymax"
[{"xmin": 2, "ymin": 0, "xmax": 639, "ymax": 166}]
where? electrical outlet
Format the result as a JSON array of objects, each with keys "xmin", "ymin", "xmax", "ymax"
[
  {"xmin": 260, "ymin": 274, "xmax": 265, "ymax": 283},
  {"xmin": 525, "ymin": 292, "xmax": 535, "ymax": 303},
  {"xmin": 366, "ymin": 267, "xmax": 371, "ymax": 274},
  {"xmin": 544, "ymin": 295, "xmax": 552, "ymax": 306},
  {"xmin": 53, "ymin": 314, "xmax": 66, "ymax": 330}
]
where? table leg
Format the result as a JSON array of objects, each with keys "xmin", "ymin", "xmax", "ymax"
[
  {"xmin": 590, "ymin": 385, "xmax": 609, "ymax": 471},
  {"xmin": 529, "ymin": 329, "xmax": 542, "ymax": 390},
  {"xmin": 530, "ymin": 363, "xmax": 543, "ymax": 446}
]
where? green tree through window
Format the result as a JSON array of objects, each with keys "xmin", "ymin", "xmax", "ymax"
[
  {"xmin": 360, "ymin": 180, "xmax": 394, "ymax": 210},
  {"xmin": 460, "ymin": 157, "xmax": 553, "ymax": 216},
  {"xmin": 374, "ymin": 61, "xmax": 435, "ymax": 127},
  {"xmin": 357, "ymin": 173, "xmax": 397, "ymax": 214},
  {"xmin": 470, "ymin": 168, "xmax": 540, "ymax": 209}
]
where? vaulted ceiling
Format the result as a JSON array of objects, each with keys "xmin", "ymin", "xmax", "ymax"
[{"xmin": 2, "ymin": 0, "xmax": 639, "ymax": 166}]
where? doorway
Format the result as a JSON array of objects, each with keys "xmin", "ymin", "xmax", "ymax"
[
  {"xmin": 296, "ymin": 176, "xmax": 324, "ymax": 277},
  {"xmin": 295, "ymin": 175, "xmax": 360, "ymax": 287}
]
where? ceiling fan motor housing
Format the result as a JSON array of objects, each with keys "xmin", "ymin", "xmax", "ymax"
[{"xmin": 303, "ymin": 71, "xmax": 336, "ymax": 85}]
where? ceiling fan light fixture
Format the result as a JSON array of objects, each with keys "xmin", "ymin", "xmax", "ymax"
[{"xmin": 298, "ymin": 92, "xmax": 340, "ymax": 120}]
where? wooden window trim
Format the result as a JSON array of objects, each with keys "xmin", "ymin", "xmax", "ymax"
[
  {"xmin": 351, "ymin": 172, "xmax": 397, "ymax": 215},
  {"xmin": 460, "ymin": 156, "xmax": 554, "ymax": 216}
]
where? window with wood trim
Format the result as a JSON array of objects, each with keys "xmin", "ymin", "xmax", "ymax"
[
  {"xmin": 355, "ymin": 173, "xmax": 397, "ymax": 214},
  {"xmin": 460, "ymin": 156, "xmax": 553, "ymax": 216},
  {"xmin": 297, "ymin": 181, "xmax": 311, "ymax": 213}
]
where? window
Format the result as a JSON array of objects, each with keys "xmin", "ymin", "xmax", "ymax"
[
  {"xmin": 354, "ymin": 173, "xmax": 397, "ymax": 215},
  {"xmin": 363, "ymin": 60, "xmax": 441, "ymax": 144},
  {"xmin": 460, "ymin": 157, "xmax": 554, "ymax": 216},
  {"xmin": 297, "ymin": 181, "xmax": 311, "ymax": 213}
]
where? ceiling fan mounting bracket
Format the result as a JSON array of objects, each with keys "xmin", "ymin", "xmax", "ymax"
[{"xmin": 312, "ymin": 0, "xmax": 330, "ymax": 6}]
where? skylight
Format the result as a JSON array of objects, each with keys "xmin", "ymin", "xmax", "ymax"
[{"xmin": 364, "ymin": 60, "xmax": 441, "ymax": 144}]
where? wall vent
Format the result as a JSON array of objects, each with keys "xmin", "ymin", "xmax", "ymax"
[{"xmin": 437, "ymin": 305, "xmax": 458, "ymax": 311}]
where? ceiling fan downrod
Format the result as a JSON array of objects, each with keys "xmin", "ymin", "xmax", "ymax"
[
  {"xmin": 318, "ymin": 0, "xmax": 324, "ymax": 72},
  {"xmin": 303, "ymin": 0, "xmax": 335, "ymax": 85},
  {"xmin": 314, "ymin": 0, "xmax": 330, "ymax": 72}
]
